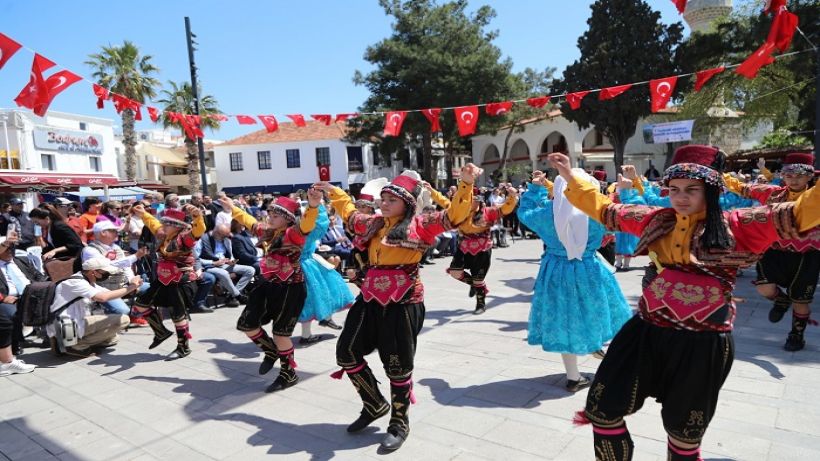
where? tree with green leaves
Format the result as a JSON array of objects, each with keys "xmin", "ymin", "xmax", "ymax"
[
  {"xmin": 86, "ymin": 41, "xmax": 160, "ymax": 181},
  {"xmin": 349, "ymin": 0, "xmax": 521, "ymax": 185},
  {"xmin": 156, "ymin": 81, "xmax": 221, "ymax": 192},
  {"xmin": 551, "ymin": 0, "xmax": 684, "ymax": 170}
]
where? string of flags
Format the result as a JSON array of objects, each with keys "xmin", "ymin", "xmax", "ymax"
[{"xmin": 0, "ymin": 1, "xmax": 805, "ymax": 142}]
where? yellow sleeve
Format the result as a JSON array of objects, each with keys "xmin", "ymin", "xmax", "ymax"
[
  {"xmin": 794, "ymin": 185, "xmax": 820, "ymax": 232},
  {"xmin": 761, "ymin": 166, "xmax": 774, "ymax": 181},
  {"xmin": 328, "ymin": 187, "xmax": 356, "ymax": 223},
  {"xmin": 632, "ymin": 177, "xmax": 644, "ymax": 196},
  {"xmin": 429, "ymin": 188, "xmax": 451, "ymax": 208},
  {"xmin": 231, "ymin": 206, "xmax": 258, "ymax": 231},
  {"xmin": 191, "ymin": 215, "xmax": 205, "ymax": 239},
  {"xmin": 563, "ymin": 174, "xmax": 614, "ymax": 224},
  {"xmin": 445, "ymin": 181, "xmax": 474, "ymax": 225},
  {"xmin": 499, "ymin": 194, "xmax": 518, "ymax": 216},
  {"xmin": 723, "ymin": 173, "xmax": 746, "ymax": 196},
  {"xmin": 141, "ymin": 212, "xmax": 162, "ymax": 235},
  {"xmin": 299, "ymin": 206, "xmax": 319, "ymax": 234},
  {"xmin": 545, "ymin": 179, "xmax": 554, "ymax": 196}
]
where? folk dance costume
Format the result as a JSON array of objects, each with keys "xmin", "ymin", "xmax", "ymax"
[
  {"xmin": 327, "ymin": 172, "xmax": 473, "ymax": 451},
  {"xmin": 230, "ymin": 197, "xmax": 319, "ymax": 392},
  {"xmin": 557, "ymin": 145, "xmax": 819, "ymax": 461},
  {"xmin": 517, "ymin": 173, "xmax": 631, "ymax": 391},
  {"xmin": 610, "ymin": 179, "xmax": 644, "ymax": 271},
  {"xmin": 723, "ymin": 152, "xmax": 820, "ymax": 351},
  {"xmin": 131, "ymin": 208, "xmax": 206, "ymax": 360},
  {"xmin": 432, "ymin": 187, "xmax": 517, "ymax": 314},
  {"xmin": 345, "ymin": 180, "xmax": 384, "ymax": 286}
]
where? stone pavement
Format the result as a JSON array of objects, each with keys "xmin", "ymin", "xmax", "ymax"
[{"xmin": 1, "ymin": 238, "xmax": 819, "ymax": 461}]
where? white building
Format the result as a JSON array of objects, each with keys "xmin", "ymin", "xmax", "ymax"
[{"xmin": 0, "ymin": 109, "xmax": 120, "ymax": 206}]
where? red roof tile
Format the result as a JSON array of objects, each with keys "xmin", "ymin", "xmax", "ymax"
[{"xmin": 219, "ymin": 121, "xmax": 350, "ymax": 146}]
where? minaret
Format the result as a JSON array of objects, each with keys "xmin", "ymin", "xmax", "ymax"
[{"xmin": 683, "ymin": 0, "xmax": 733, "ymax": 34}]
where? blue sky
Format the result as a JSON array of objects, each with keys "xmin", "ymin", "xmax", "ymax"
[{"xmin": 0, "ymin": 0, "xmax": 687, "ymax": 141}]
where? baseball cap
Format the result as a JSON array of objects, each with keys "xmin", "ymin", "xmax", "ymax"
[
  {"xmin": 9, "ymin": 198, "xmax": 23, "ymax": 205},
  {"xmin": 82, "ymin": 257, "xmax": 119, "ymax": 273}
]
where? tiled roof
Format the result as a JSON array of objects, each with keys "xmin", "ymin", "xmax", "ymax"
[{"xmin": 219, "ymin": 121, "xmax": 350, "ymax": 147}]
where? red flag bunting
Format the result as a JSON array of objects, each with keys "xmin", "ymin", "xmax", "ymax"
[
  {"xmin": 0, "ymin": 33, "xmax": 23, "ymax": 71},
  {"xmin": 694, "ymin": 67, "xmax": 724, "ymax": 92},
  {"xmin": 92, "ymin": 84, "xmax": 109, "ymax": 109},
  {"xmin": 422, "ymin": 108, "xmax": 441, "ymax": 132},
  {"xmin": 649, "ymin": 76, "xmax": 678, "ymax": 113},
  {"xmin": 383, "ymin": 111, "xmax": 407, "ymax": 137},
  {"xmin": 736, "ymin": 42, "xmax": 776, "ymax": 79},
  {"xmin": 764, "ymin": 0, "xmax": 786, "ymax": 15},
  {"xmin": 287, "ymin": 114, "xmax": 307, "ymax": 127},
  {"xmin": 208, "ymin": 114, "xmax": 229, "ymax": 122},
  {"xmin": 454, "ymin": 106, "xmax": 479, "ymax": 137},
  {"xmin": 258, "ymin": 115, "xmax": 279, "ymax": 133},
  {"xmin": 236, "ymin": 115, "xmax": 257, "ymax": 125},
  {"xmin": 485, "ymin": 101, "xmax": 513, "ymax": 116},
  {"xmin": 311, "ymin": 114, "xmax": 332, "ymax": 125},
  {"xmin": 767, "ymin": 10, "xmax": 798, "ymax": 52},
  {"xmin": 335, "ymin": 113, "xmax": 358, "ymax": 122},
  {"xmin": 671, "ymin": 0, "xmax": 687, "ymax": 14},
  {"xmin": 599, "ymin": 84, "xmax": 632, "ymax": 100},
  {"xmin": 147, "ymin": 107, "xmax": 160, "ymax": 122},
  {"xmin": 565, "ymin": 91, "xmax": 590, "ymax": 110},
  {"xmin": 526, "ymin": 96, "xmax": 550, "ymax": 108},
  {"xmin": 14, "ymin": 54, "xmax": 57, "ymax": 116},
  {"xmin": 111, "ymin": 94, "xmax": 142, "ymax": 121},
  {"xmin": 185, "ymin": 115, "xmax": 204, "ymax": 138},
  {"xmin": 37, "ymin": 70, "xmax": 81, "ymax": 116}
]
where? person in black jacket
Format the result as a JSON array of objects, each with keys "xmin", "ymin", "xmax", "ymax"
[
  {"xmin": 199, "ymin": 224, "xmax": 254, "ymax": 305},
  {"xmin": 29, "ymin": 205, "xmax": 85, "ymax": 273},
  {"xmin": 230, "ymin": 219, "xmax": 260, "ymax": 275},
  {"xmin": 0, "ymin": 233, "xmax": 47, "ymax": 361}
]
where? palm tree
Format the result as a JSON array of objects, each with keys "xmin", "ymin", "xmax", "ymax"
[
  {"xmin": 156, "ymin": 81, "xmax": 221, "ymax": 192},
  {"xmin": 86, "ymin": 41, "xmax": 160, "ymax": 181}
]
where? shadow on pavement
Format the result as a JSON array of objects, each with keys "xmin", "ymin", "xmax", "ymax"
[{"xmin": 418, "ymin": 375, "xmax": 577, "ymax": 409}]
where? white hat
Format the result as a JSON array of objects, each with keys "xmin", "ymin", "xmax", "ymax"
[
  {"xmin": 82, "ymin": 257, "xmax": 118, "ymax": 273},
  {"xmin": 92, "ymin": 220, "xmax": 118, "ymax": 235}
]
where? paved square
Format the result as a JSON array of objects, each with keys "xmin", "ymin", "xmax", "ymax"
[{"xmin": 2, "ymin": 238, "xmax": 818, "ymax": 460}]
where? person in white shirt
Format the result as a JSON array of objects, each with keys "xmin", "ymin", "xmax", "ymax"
[
  {"xmin": 48, "ymin": 257, "xmax": 142, "ymax": 356},
  {"xmin": 0, "ymin": 235, "xmax": 38, "ymax": 376}
]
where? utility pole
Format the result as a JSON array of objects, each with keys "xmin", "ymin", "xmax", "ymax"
[
  {"xmin": 185, "ymin": 17, "xmax": 209, "ymax": 195},
  {"xmin": 815, "ymin": 45, "xmax": 819, "ymax": 170}
]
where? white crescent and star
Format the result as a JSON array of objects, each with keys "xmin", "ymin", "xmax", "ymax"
[
  {"xmin": 656, "ymin": 82, "xmax": 672, "ymax": 97},
  {"xmin": 50, "ymin": 76, "xmax": 68, "ymax": 91},
  {"xmin": 460, "ymin": 111, "xmax": 474, "ymax": 124},
  {"xmin": 390, "ymin": 113, "xmax": 402, "ymax": 127}
]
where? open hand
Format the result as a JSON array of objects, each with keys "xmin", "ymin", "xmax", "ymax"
[{"xmin": 621, "ymin": 165, "xmax": 638, "ymax": 180}]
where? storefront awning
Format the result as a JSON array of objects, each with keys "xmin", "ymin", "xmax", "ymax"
[
  {"xmin": 0, "ymin": 172, "xmax": 120, "ymax": 186},
  {"xmin": 138, "ymin": 143, "xmax": 187, "ymax": 166}
]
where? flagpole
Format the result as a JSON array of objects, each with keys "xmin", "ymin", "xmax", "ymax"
[{"xmin": 185, "ymin": 17, "xmax": 209, "ymax": 196}]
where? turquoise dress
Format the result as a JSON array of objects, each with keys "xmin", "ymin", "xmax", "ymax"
[
  {"xmin": 517, "ymin": 184, "xmax": 633, "ymax": 355},
  {"xmin": 298, "ymin": 205, "xmax": 355, "ymax": 322},
  {"xmin": 614, "ymin": 189, "xmax": 641, "ymax": 256}
]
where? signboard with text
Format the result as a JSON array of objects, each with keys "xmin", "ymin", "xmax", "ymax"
[
  {"xmin": 33, "ymin": 128, "xmax": 104, "ymax": 154},
  {"xmin": 642, "ymin": 120, "xmax": 694, "ymax": 144}
]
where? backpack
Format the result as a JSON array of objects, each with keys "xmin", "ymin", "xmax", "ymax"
[{"xmin": 20, "ymin": 276, "xmax": 84, "ymax": 327}]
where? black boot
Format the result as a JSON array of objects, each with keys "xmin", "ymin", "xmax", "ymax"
[
  {"xmin": 345, "ymin": 363, "xmax": 390, "ymax": 433},
  {"xmin": 266, "ymin": 347, "xmax": 299, "ymax": 392},
  {"xmin": 784, "ymin": 312, "xmax": 810, "ymax": 352},
  {"xmin": 474, "ymin": 286, "xmax": 487, "ymax": 315},
  {"xmin": 138, "ymin": 308, "xmax": 173, "ymax": 349},
  {"xmin": 447, "ymin": 269, "xmax": 474, "ymax": 296},
  {"xmin": 249, "ymin": 329, "xmax": 279, "ymax": 375},
  {"xmin": 592, "ymin": 423, "xmax": 634, "ymax": 461},
  {"xmin": 768, "ymin": 289, "xmax": 791, "ymax": 323},
  {"xmin": 165, "ymin": 324, "xmax": 192, "ymax": 360},
  {"xmin": 381, "ymin": 378, "xmax": 414, "ymax": 451},
  {"xmin": 667, "ymin": 439, "xmax": 701, "ymax": 461}
]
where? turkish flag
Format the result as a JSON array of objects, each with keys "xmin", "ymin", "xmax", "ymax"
[
  {"xmin": 147, "ymin": 106, "xmax": 161, "ymax": 122},
  {"xmin": 92, "ymin": 84, "xmax": 109, "ymax": 109},
  {"xmin": 736, "ymin": 42, "xmax": 776, "ymax": 79},
  {"xmin": 486, "ymin": 101, "xmax": 513, "ymax": 116},
  {"xmin": 185, "ymin": 115, "xmax": 204, "ymax": 138},
  {"xmin": 111, "ymin": 94, "xmax": 142, "ymax": 121},
  {"xmin": 287, "ymin": 114, "xmax": 307, "ymax": 127},
  {"xmin": 14, "ymin": 54, "xmax": 56, "ymax": 112},
  {"xmin": 526, "ymin": 96, "xmax": 550, "ymax": 108},
  {"xmin": 335, "ymin": 113, "xmax": 358, "ymax": 122},
  {"xmin": 0, "ymin": 33, "xmax": 22, "ymax": 71},
  {"xmin": 422, "ymin": 108, "xmax": 441, "ymax": 132},
  {"xmin": 208, "ymin": 114, "xmax": 229, "ymax": 122},
  {"xmin": 236, "ymin": 115, "xmax": 257, "ymax": 125},
  {"xmin": 565, "ymin": 91, "xmax": 589, "ymax": 110},
  {"xmin": 318, "ymin": 164, "xmax": 331, "ymax": 181},
  {"xmin": 34, "ymin": 70, "xmax": 82, "ymax": 116},
  {"xmin": 258, "ymin": 115, "xmax": 279, "ymax": 133},
  {"xmin": 672, "ymin": 0, "xmax": 687, "ymax": 14},
  {"xmin": 694, "ymin": 66, "xmax": 724, "ymax": 92},
  {"xmin": 649, "ymin": 76, "xmax": 678, "ymax": 113},
  {"xmin": 599, "ymin": 84, "xmax": 632, "ymax": 100},
  {"xmin": 311, "ymin": 114, "xmax": 332, "ymax": 125},
  {"xmin": 454, "ymin": 106, "xmax": 479, "ymax": 136},
  {"xmin": 767, "ymin": 10, "xmax": 798, "ymax": 52},
  {"xmin": 764, "ymin": 0, "xmax": 786, "ymax": 15},
  {"xmin": 383, "ymin": 111, "xmax": 407, "ymax": 137}
]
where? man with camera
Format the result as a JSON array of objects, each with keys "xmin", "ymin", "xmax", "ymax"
[{"xmin": 47, "ymin": 257, "xmax": 143, "ymax": 357}]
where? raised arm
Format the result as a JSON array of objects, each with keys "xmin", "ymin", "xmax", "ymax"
[
  {"xmin": 517, "ymin": 183, "xmax": 552, "ymax": 240},
  {"xmin": 426, "ymin": 183, "xmax": 451, "ymax": 209},
  {"xmin": 722, "ymin": 173, "xmax": 778, "ymax": 204}
]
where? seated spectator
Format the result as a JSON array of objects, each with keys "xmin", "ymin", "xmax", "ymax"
[
  {"xmin": 81, "ymin": 221, "xmax": 150, "ymax": 326},
  {"xmin": 30, "ymin": 205, "xmax": 85, "ymax": 273},
  {"xmin": 79, "ymin": 197, "xmax": 101, "ymax": 243},
  {"xmin": 321, "ymin": 213, "xmax": 353, "ymax": 268},
  {"xmin": 6, "ymin": 198, "xmax": 36, "ymax": 250},
  {"xmin": 191, "ymin": 252, "xmax": 216, "ymax": 314},
  {"xmin": 47, "ymin": 257, "xmax": 142, "ymax": 357},
  {"xmin": 97, "ymin": 201, "xmax": 123, "ymax": 227},
  {"xmin": 230, "ymin": 219, "xmax": 260, "ymax": 275},
  {"xmin": 198, "ymin": 224, "xmax": 254, "ymax": 307},
  {"xmin": 0, "ymin": 234, "xmax": 46, "ymax": 360}
]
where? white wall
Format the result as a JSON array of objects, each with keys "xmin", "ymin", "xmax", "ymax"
[{"xmin": 214, "ymin": 138, "xmax": 351, "ymax": 189}]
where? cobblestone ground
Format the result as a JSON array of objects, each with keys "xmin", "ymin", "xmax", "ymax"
[{"xmin": 1, "ymin": 238, "xmax": 818, "ymax": 460}]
